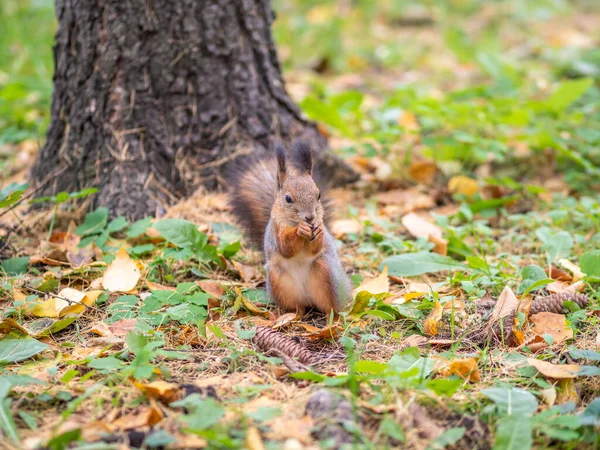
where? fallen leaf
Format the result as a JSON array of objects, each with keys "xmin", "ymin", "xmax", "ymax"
[
  {"xmin": 110, "ymin": 402, "xmax": 163, "ymax": 430},
  {"xmin": 527, "ymin": 358, "xmax": 581, "ymax": 379},
  {"xmin": 401, "ymin": 212, "xmax": 447, "ymax": 254},
  {"xmin": 558, "ymin": 259, "xmax": 584, "ymax": 281},
  {"xmin": 272, "ymin": 313, "xmax": 297, "ymax": 330},
  {"xmin": 146, "ymin": 281, "xmax": 176, "ymax": 291},
  {"xmin": 29, "ymin": 288, "xmax": 86, "ymax": 318},
  {"xmin": 490, "ymin": 286, "xmax": 518, "ymax": 322},
  {"xmin": 402, "ymin": 334, "xmax": 428, "ymax": 348},
  {"xmin": 442, "ymin": 299, "xmax": 464, "ymax": 310},
  {"xmin": 448, "ymin": 175, "xmax": 478, "ymax": 197},
  {"xmin": 408, "ymin": 160, "xmax": 436, "ymax": 184},
  {"xmin": 376, "ymin": 188, "xmax": 435, "ymax": 212},
  {"xmin": 330, "ymin": 219, "xmax": 361, "ymax": 238},
  {"xmin": 530, "ymin": 312, "xmax": 573, "ymax": 345},
  {"xmin": 423, "ymin": 301, "xmax": 443, "ymax": 336},
  {"xmin": 546, "ymin": 265, "xmax": 573, "ymax": 282},
  {"xmin": 108, "ymin": 318, "xmax": 138, "ymax": 336},
  {"xmin": 246, "ymin": 426, "xmax": 266, "ymax": 450},
  {"xmin": 102, "ymin": 248, "xmax": 141, "ymax": 292},
  {"xmin": 135, "ymin": 380, "xmax": 181, "ymax": 404},
  {"xmin": 0, "ymin": 318, "xmax": 30, "ymax": 335},
  {"xmin": 265, "ymin": 416, "xmax": 314, "ymax": 444},
  {"xmin": 232, "ymin": 260, "xmax": 260, "ymax": 282},
  {"xmin": 447, "ymin": 358, "xmax": 480, "ymax": 382},
  {"xmin": 540, "ymin": 386, "xmax": 557, "ymax": 406},
  {"xmin": 353, "ymin": 266, "xmax": 389, "ymax": 297},
  {"xmin": 240, "ymin": 295, "xmax": 270, "ymax": 318},
  {"xmin": 59, "ymin": 290, "xmax": 102, "ymax": 317},
  {"xmin": 556, "ymin": 378, "xmax": 579, "ymax": 405},
  {"xmin": 197, "ymin": 280, "xmax": 225, "ymax": 298},
  {"xmin": 398, "ymin": 111, "xmax": 419, "ymax": 131},
  {"xmin": 304, "ymin": 324, "xmax": 342, "ymax": 341}
]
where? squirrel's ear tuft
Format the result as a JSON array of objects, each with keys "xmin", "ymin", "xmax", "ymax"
[
  {"xmin": 274, "ymin": 142, "xmax": 287, "ymax": 190},
  {"xmin": 291, "ymin": 140, "xmax": 312, "ymax": 175}
]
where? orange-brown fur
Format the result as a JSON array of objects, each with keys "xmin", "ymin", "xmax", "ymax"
[{"xmin": 230, "ymin": 141, "xmax": 351, "ymax": 317}]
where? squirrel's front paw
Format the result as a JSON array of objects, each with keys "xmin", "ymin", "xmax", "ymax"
[
  {"xmin": 297, "ymin": 222, "xmax": 313, "ymax": 240},
  {"xmin": 311, "ymin": 223, "xmax": 324, "ymax": 241}
]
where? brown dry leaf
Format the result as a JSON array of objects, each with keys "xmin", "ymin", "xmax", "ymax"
[
  {"xmin": 401, "ymin": 334, "xmax": 428, "ymax": 348},
  {"xmin": 525, "ymin": 335, "xmax": 550, "ymax": 353},
  {"xmin": 546, "ymin": 281, "xmax": 571, "ymax": 294},
  {"xmin": 558, "ymin": 259, "xmax": 584, "ymax": 281},
  {"xmin": 232, "ymin": 260, "xmax": 260, "ymax": 282},
  {"xmin": 490, "ymin": 286, "xmax": 518, "ymax": 322},
  {"xmin": 448, "ymin": 358, "xmax": 480, "ymax": 382},
  {"xmin": 353, "ymin": 266, "xmax": 389, "ymax": 297},
  {"xmin": 530, "ymin": 312, "xmax": 573, "ymax": 345},
  {"xmin": 527, "ymin": 358, "xmax": 580, "ymax": 379},
  {"xmin": 408, "ymin": 160, "xmax": 436, "ymax": 184},
  {"xmin": 110, "ymin": 402, "xmax": 163, "ymax": 430},
  {"xmin": 197, "ymin": 280, "xmax": 225, "ymax": 298},
  {"xmin": 0, "ymin": 318, "xmax": 30, "ymax": 335},
  {"xmin": 108, "ymin": 318, "xmax": 138, "ymax": 336},
  {"xmin": 102, "ymin": 247, "xmax": 141, "ymax": 292},
  {"xmin": 266, "ymin": 416, "xmax": 314, "ymax": 444},
  {"xmin": 304, "ymin": 324, "xmax": 342, "ymax": 341},
  {"xmin": 135, "ymin": 380, "xmax": 181, "ymax": 404},
  {"xmin": 272, "ymin": 313, "xmax": 297, "ymax": 329},
  {"xmin": 59, "ymin": 290, "xmax": 102, "ymax": 317},
  {"xmin": 442, "ymin": 299, "xmax": 465, "ymax": 310},
  {"xmin": 294, "ymin": 323, "xmax": 322, "ymax": 334},
  {"xmin": 89, "ymin": 322, "xmax": 113, "ymax": 336},
  {"xmin": 423, "ymin": 301, "xmax": 443, "ymax": 336},
  {"xmin": 246, "ymin": 426, "xmax": 266, "ymax": 450},
  {"xmin": 448, "ymin": 175, "xmax": 478, "ymax": 197},
  {"xmin": 12, "ymin": 288, "xmax": 28, "ymax": 302},
  {"xmin": 330, "ymin": 219, "xmax": 361, "ymax": 238},
  {"xmin": 376, "ymin": 188, "xmax": 435, "ymax": 211},
  {"xmin": 546, "ymin": 265, "xmax": 573, "ymax": 282},
  {"xmin": 428, "ymin": 235, "xmax": 448, "ymax": 255},
  {"xmin": 146, "ymin": 281, "xmax": 176, "ymax": 291}
]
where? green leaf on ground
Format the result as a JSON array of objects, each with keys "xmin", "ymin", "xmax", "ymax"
[
  {"xmin": 0, "ymin": 338, "xmax": 48, "ymax": 364},
  {"xmin": 381, "ymin": 252, "xmax": 465, "ymax": 277}
]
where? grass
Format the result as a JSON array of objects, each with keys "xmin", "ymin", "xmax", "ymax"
[{"xmin": 1, "ymin": 0, "xmax": 600, "ymax": 449}]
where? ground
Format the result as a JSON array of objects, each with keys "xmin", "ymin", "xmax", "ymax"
[{"xmin": 1, "ymin": 1, "xmax": 600, "ymax": 449}]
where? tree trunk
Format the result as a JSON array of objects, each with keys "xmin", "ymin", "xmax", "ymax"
[{"xmin": 31, "ymin": 0, "xmax": 356, "ymax": 219}]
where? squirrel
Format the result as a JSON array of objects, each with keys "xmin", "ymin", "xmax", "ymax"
[{"xmin": 229, "ymin": 141, "xmax": 351, "ymax": 318}]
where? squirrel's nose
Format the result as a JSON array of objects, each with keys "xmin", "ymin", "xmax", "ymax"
[{"xmin": 304, "ymin": 214, "xmax": 315, "ymax": 224}]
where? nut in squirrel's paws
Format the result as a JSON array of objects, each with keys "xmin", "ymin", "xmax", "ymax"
[
  {"xmin": 297, "ymin": 222, "xmax": 313, "ymax": 240},
  {"xmin": 311, "ymin": 223, "xmax": 324, "ymax": 241}
]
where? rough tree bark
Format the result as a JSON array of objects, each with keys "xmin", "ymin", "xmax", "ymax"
[{"xmin": 31, "ymin": 0, "xmax": 356, "ymax": 219}]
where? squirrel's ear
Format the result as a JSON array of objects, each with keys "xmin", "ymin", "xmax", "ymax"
[
  {"xmin": 274, "ymin": 143, "xmax": 287, "ymax": 190},
  {"xmin": 291, "ymin": 141, "xmax": 312, "ymax": 175}
]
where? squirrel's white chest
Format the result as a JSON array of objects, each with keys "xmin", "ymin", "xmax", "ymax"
[{"xmin": 273, "ymin": 250, "xmax": 316, "ymax": 300}]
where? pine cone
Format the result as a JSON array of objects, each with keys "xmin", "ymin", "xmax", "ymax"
[
  {"xmin": 530, "ymin": 292, "xmax": 589, "ymax": 315},
  {"xmin": 251, "ymin": 326, "xmax": 316, "ymax": 365}
]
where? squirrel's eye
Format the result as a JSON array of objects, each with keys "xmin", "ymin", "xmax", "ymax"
[
  {"xmin": 317, "ymin": 192, "xmax": 321, "ymax": 201},
  {"xmin": 285, "ymin": 194, "xmax": 293, "ymax": 204}
]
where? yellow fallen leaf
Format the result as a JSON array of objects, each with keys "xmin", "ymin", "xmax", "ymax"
[
  {"xmin": 423, "ymin": 301, "xmax": 443, "ymax": 336},
  {"xmin": 398, "ymin": 111, "xmax": 420, "ymax": 132},
  {"xmin": 29, "ymin": 287, "xmax": 85, "ymax": 318},
  {"xmin": 134, "ymin": 380, "xmax": 181, "ymax": 404},
  {"xmin": 352, "ymin": 266, "xmax": 389, "ymax": 297},
  {"xmin": 102, "ymin": 248, "xmax": 141, "ymax": 292},
  {"xmin": 408, "ymin": 160, "xmax": 436, "ymax": 184},
  {"xmin": 447, "ymin": 357, "xmax": 480, "ymax": 382},
  {"xmin": 401, "ymin": 213, "xmax": 448, "ymax": 255},
  {"xmin": 448, "ymin": 175, "xmax": 478, "ymax": 197},
  {"xmin": 246, "ymin": 426, "xmax": 266, "ymax": 450},
  {"xmin": 556, "ymin": 378, "xmax": 579, "ymax": 405},
  {"xmin": 60, "ymin": 290, "xmax": 102, "ymax": 317},
  {"xmin": 240, "ymin": 295, "xmax": 270, "ymax": 318},
  {"xmin": 527, "ymin": 358, "xmax": 580, "ymax": 379}
]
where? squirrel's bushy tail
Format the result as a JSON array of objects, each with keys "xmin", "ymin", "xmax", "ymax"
[
  {"xmin": 228, "ymin": 142, "xmax": 333, "ymax": 249},
  {"xmin": 229, "ymin": 154, "xmax": 279, "ymax": 247}
]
